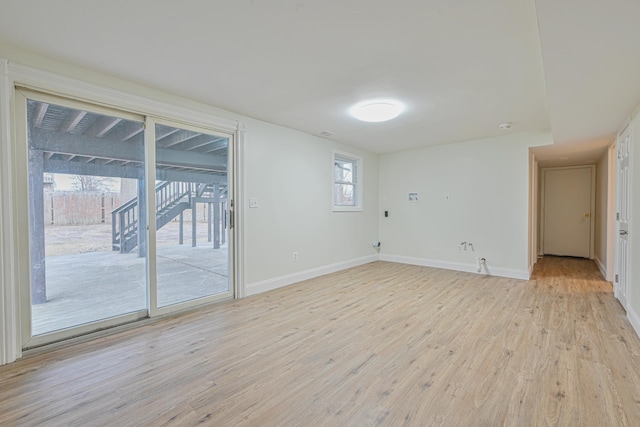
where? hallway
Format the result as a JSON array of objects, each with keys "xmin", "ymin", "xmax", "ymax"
[{"xmin": 531, "ymin": 255, "xmax": 607, "ymax": 283}]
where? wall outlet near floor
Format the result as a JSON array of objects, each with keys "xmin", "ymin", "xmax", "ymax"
[{"xmin": 293, "ymin": 251, "xmax": 298, "ymax": 262}]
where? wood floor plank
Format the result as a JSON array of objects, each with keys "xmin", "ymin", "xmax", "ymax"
[{"xmin": 2, "ymin": 258, "xmax": 640, "ymax": 426}]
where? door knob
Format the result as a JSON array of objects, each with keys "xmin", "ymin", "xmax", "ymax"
[
  {"xmin": 584, "ymin": 213, "xmax": 590, "ymax": 218},
  {"xmin": 620, "ymin": 230, "xmax": 628, "ymax": 235}
]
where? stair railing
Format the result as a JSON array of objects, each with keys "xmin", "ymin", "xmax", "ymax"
[
  {"xmin": 112, "ymin": 181, "xmax": 193, "ymax": 253},
  {"xmin": 156, "ymin": 181, "xmax": 192, "ymax": 215},
  {"xmin": 111, "ymin": 197, "xmax": 138, "ymax": 253}
]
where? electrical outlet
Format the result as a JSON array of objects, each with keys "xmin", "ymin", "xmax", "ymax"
[{"xmin": 293, "ymin": 251, "xmax": 298, "ymax": 262}]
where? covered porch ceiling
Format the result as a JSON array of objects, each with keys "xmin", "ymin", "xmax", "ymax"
[{"xmin": 27, "ymin": 100, "xmax": 229, "ymax": 184}]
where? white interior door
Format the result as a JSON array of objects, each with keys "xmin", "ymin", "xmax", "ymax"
[
  {"xmin": 615, "ymin": 126, "xmax": 631, "ymax": 308},
  {"xmin": 543, "ymin": 167, "xmax": 594, "ymax": 258}
]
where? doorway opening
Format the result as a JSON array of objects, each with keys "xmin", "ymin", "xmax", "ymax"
[{"xmin": 540, "ymin": 166, "xmax": 595, "ymax": 259}]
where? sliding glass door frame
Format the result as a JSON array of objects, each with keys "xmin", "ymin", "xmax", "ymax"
[
  {"xmin": 14, "ymin": 89, "xmax": 236, "ymax": 349},
  {"xmin": 146, "ymin": 116, "xmax": 235, "ymax": 318}
]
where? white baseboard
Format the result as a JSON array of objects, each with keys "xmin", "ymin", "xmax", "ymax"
[
  {"xmin": 246, "ymin": 255, "xmax": 379, "ymax": 296},
  {"xmin": 627, "ymin": 304, "xmax": 640, "ymax": 339},
  {"xmin": 379, "ymin": 254, "xmax": 530, "ymax": 280},
  {"xmin": 247, "ymin": 253, "xmax": 531, "ymax": 297},
  {"xmin": 594, "ymin": 255, "xmax": 607, "ymax": 280}
]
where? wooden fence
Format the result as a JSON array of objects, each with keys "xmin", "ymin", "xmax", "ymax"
[
  {"xmin": 44, "ymin": 191, "xmax": 219, "ymax": 226},
  {"xmin": 44, "ymin": 191, "xmax": 122, "ymax": 226}
]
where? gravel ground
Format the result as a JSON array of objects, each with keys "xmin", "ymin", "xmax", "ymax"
[{"xmin": 44, "ymin": 220, "xmax": 221, "ymax": 256}]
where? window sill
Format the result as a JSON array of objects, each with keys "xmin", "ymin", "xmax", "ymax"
[{"xmin": 332, "ymin": 206, "xmax": 363, "ymax": 212}]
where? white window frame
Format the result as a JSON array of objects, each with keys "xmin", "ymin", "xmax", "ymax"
[{"xmin": 332, "ymin": 150, "xmax": 363, "ymax": 212}]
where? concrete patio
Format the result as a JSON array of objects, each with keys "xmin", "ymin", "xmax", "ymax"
[{"xmin": 31, "ymin": 243, "xmax": 229, "ymax": 336}]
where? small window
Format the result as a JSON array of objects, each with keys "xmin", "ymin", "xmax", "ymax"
[{"xmin": 333, "ymin": 151, "xmax": 363, "ymax": 211}]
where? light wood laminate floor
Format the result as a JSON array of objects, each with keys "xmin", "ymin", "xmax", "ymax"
[{"xmin": 1, "ymin": 257, "xmax": 640, "ymax": 426}]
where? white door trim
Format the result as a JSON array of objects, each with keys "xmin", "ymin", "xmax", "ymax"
[
  {"xmin": 606, "ymin": 142, "xmax": 617, "ymax": 281},
  {"xmin": 528, "ymin": 151, "xmax": 539, "ymax": 275},
  {"xmin": 0, "ymin": 60, "xmax": 22, "ymax": 365},
  {"xmin": 615, "ymin": 122, "xmax": 632, "ymax": 309},
  {"xmin": 540, "ymin": 165, "xmax": 596, "ymax": 259}
]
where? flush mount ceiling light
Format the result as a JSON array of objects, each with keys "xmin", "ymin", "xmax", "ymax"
[
  {"xmin": 498, "ymin": 122, "xmax": 513, "ymax": 129},
  {"xmin": 350, "ymin": 99, "xmax": 405, "ymax": 122}
]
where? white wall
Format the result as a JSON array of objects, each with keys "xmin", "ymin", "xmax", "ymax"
[
  {"xmin": 378, "ymin": 131, "xmax": 552, "ymax": 279},
  {"xmin": 243, "ymin": 118, "xmax": 379, "ymax": 292}
]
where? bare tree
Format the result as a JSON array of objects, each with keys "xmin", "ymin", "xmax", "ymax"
[{"xmin": 72, "ymin": 175, "xmax": 114, "ymax": 192}]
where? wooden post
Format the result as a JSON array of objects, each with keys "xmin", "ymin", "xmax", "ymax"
[
  {"xmin": 207, "ymin": 202, "xmax": 212, "ymax": 243},
  {"xmin": 221, "ymin": 201, "xmax": 226, "ymax": 245},
  {"xmin": 111, "ymin": 209, "xmax": 117, "ymax": 249},
  {"xmin": 213, "ymin": 185, "xmax": 221, "ymax": 249},
  {"xmin": 119, "ymin": 212, "xmax": 126, "ymax": 253},
  {"xmin": 28, "ymin": 149, "xmax": 47, "ymax": 304},
  {"xmin": 50, "ymin": 194, "xmax": 54, "ymax": 225},
  {"xmin": 101, "ymin": 194, "xmax": 105, "ymax": 223},
  {"xmin": 191, "ymin": 199, "xmax": 197, "ymax": 247},
  {"xmin": 137, "ymin": 178, "xmax": 146, "ymax": 257}
]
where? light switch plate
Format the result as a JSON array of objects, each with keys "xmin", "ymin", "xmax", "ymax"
[{"xmin": 249, "ymin": 197, "xmax": 259, "ymax": 208}]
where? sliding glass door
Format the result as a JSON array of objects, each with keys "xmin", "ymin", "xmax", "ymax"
[
  {"xmin": 152, "ymin": 121, "xmax": 232, "ymax": 309},
  {"xmin": 21, "ymin": 91, "xmax": 148, "ymax": 344},
  {"xmin": 16, "ymin": 90, "xmax": 234, "ymax": 348}
]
